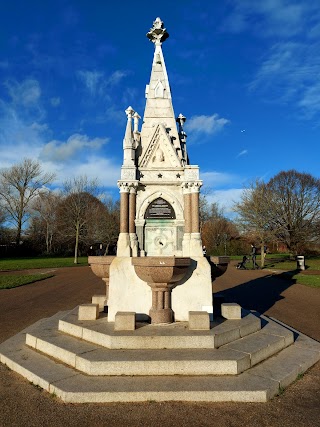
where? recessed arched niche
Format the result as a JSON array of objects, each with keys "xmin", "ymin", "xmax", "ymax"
[
  {"xmin": 144, "ymin": 197, "xmax": 176, "ymax": 220},
  {"xmin": 142, "ymin": 197, "xmax": 180, "ymax": 256}
]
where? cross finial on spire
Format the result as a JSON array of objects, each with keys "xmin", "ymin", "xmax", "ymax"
[{"xmin": 147, "ymin": 17, "xmax": 169, "ymax": 45}]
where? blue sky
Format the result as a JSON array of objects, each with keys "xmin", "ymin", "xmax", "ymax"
[{"xmin": 1, "ymin": 0, "xmax": 320, "ymax": 216}]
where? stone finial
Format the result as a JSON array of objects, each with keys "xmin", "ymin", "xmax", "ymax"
[
  {"xmin": 133, "ymin": 112, "xmax": 141, "ymax": 133},
  {"xmin": 125, "ymin": 106, "xmax": 135, "ymax": 119},
  {"xmin": 147, "ymin": 17, "xmax": 169, "ymax": 45},
  {"xmin": 176, "ymin": 113, "xmax": 186, "ymax": 125},
  {"xmin": 176, "ymin": 113, "xmax": 186, "ymax": 133}
]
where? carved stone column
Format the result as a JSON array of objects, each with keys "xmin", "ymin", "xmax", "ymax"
[
  {"xmin": 191, "ymin": 184, "xmax": 200, "ymax": 233},
  {"xmin": 190, "ymin": 181, "xmax": 203, "ymax": 257},
  {"xmin": 117, "ymin": 182, "xmax": 131, "ymax": 256},
  {"xmin": 181, "ymin": 183, "xmax": 192, "ymax": 256},
  {"xmin": 129, "ymin": 184, "xmax": 139, "ymax": 256}
]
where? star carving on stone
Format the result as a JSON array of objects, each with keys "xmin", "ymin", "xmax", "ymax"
[
  {"xmin": 158, "ymin": 173, "xmax": 163, "ymax": 178},
  {"xmin": 176, "ymin": 173, "xmax": 181, "ymax": 178},
  {"xmin": 140, "ymin": 173, "xmax": 144, "ymax": 178}
]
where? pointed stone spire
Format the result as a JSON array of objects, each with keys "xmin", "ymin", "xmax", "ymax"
[
  {"xmin": 139, "ymin": 18, "xmax": 183, "ymax": 164},
  {"xmin": 176, "ymin": 113, "xmax": 189, "ymax": 165},
  {"xmin": 123, "ymin": 106, "xmax": 135, "ymax": 166}
]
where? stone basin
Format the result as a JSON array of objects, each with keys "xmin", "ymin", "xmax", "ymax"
[
  {"xmin": 88, "ymin": 256, "xmax": 116, "ymax": 301},
  {"xmin": 132, "ymin": 256, "xmax": 191, "ymax": 324},
  {"xmin": 88, "ymin": 256, "xmax": 115, "ymax": 279},
  {"xmin": 209, "ymin": 256, "xmax": 230, "ymax": 282}
]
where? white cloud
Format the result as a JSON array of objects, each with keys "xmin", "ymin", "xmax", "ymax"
[
  {"xmin": 77, "ymin": 70, "xmax": 103, "ymax": 95},
  {"xmin": 223, "ymin": 0, "xmax": 314, "ymax": 38},
  {"xmin": 108, "ymin": 70, "xmax": 128, "ymax": 86},
  {"xmin": 49, "ymin": 156, "xmax": 120, "ymax": 188},
  {"xmin": 30, "ymin": 122, "xmax": 48, "ymax": 132},
  {"xmin": 0, "ymin": 100, "xmax": 48, "ymax": 168},
  {"xmin": 236, "ymin": 149, "xmax": 248, "ymax": 158},
  {"xmin": 0, "ymin": 77, "xmax": 118, "ymax": 190},
  {"xmin": 4, "ymin": 78, "xmax": 41, "ymax": 107},
  {"xmin": 40, "ymin": 134, "xmax": 108, "ymax": 162},
  {"xmin": 186, "ymin": 114, "xmax": 230, "ymax": 142},
  {"xmin": 200, "ymin": 171, "xmax": 237, "ymax": 187},
  {"xmin": 250, "ymin": 41, "xmax": 320, "ymax": 118},
  {"xmin": 206, "ymin": 188, "xmax": 244, "ymax": 217},
  {"xmin": 77, "ymin": 69, "xmax": 128, "ymax": 97}
]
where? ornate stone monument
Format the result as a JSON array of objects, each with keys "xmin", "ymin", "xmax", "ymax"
[
  {"xmin": 1, "ymin": 18, "xmax": 319, "ymax": 404},
  {"xmin": 106, "ymin": 17, "xmax": 214, "ymax": 323}
]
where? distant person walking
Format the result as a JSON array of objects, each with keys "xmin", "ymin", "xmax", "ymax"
[{"xmin": 251, "ymin": 244, "xmax": 259, "ymax": 269}]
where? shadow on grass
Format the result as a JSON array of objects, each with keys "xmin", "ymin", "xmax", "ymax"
[{"xmin": 214, "ymin": 270, "xmax": 297, "ymax": 316}]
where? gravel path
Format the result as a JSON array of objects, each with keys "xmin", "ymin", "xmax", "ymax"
[{"xmin": 0, "ymin": 263, "xmax": 319, "ymax": 427}]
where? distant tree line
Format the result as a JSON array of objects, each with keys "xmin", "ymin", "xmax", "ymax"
[
  {"xmin": 233, "ymin": 170, "xmax": 320, "ymax": 263},
  {"xmin": 0, "ymin": 159, "xmax": 319, "ymax": 261},
  {"xmin": 0, "ymin": 159, "xmax": 119, "ymax": 262}
]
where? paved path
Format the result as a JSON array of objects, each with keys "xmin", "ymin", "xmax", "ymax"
[{"xmin": 0, "ymin": 263, "xmax": 319, "ymax": 427}]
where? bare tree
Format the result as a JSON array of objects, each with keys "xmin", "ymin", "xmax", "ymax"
[
  {"xmin": 98, "ymin": 197, "xmax": 120, "ymax": 254},
  {"xmin": 0, "ymin": 159, "xmax": 55, "ymax": 245},
  {"xmin": 267, "ymin": 170, "xmax": 320, "ymax": 254},
  {"xmin": 201, "ymin": 200, "xmax": 239, "ymax": 256},
  {"xmin": 233, "ymin": 180, "xmax": 272, "ymax": 266},
  {"xmin": 234, "ymin": 171, "xmax": 320, "ymax": 257},
  {"xmin": 58, "ymin": 176, "xmax": 98, "ymax": 263},
  {"xmin": 31, "ymin": 191, "xmax": 62, "ymax": 253}
]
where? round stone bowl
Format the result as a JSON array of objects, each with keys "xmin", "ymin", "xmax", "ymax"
[
  {"xmin": 131, "ymin": 256, "xmax": 191, "ymax": 288},
  {"xmin": 88, "ymin": 256, "xmax": 116, "ymax": 279},
  {"xmin": 132, "ymin": 256, "xmax": 191, "ymax": 324},
  {"xmin": 209, "ymin": 256, "xmax": 230, "ymax": 281}
]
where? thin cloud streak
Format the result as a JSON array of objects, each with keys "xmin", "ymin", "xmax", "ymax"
[{"xmin": 236, "ymin": 149, "xmax": 248, "ymax": 158}]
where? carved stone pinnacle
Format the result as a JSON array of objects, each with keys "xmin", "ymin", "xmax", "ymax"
[{"xmin": 147, "ymin": 17, "xmax": 169, "ymax": 45}]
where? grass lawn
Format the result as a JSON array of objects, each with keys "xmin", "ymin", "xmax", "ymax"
[
  {"xmin": 232, "ymin": 254, "xmax": 320, "ymax": 288},
  {"xmin": 0, "ymin": 273, "xmax": 54, "ymax": 289},
  {"xmin": 0, "ymin": 257, "xmax": 88, "ymax": 271},
  {"xmin": 291, "ymin": 273, "xmax": 320, "ymax": 288}
]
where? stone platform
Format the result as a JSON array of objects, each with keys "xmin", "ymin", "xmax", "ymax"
[{"xmin": 1, "ymin": 308, "xmax": 319, "ymax": 403}]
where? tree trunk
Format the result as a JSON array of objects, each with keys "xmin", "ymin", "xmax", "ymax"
[
  {"xmin": 74, "ymin": 222, "xmax": 79, "ymax": 264},
  {"xmin": 260, "ymin": 243, "xmax": 265, "ymax": 268},
  {"xmin": 46, "ymin": 222, "xmax": 50, "ymax": 253}
]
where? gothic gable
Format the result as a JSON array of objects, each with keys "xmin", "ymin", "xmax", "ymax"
[{"xmin": 138, "ymin": 123, "xmax": 181, "ymax": 168}]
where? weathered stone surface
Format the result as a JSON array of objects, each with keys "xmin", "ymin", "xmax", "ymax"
[
  {"xmin": 221, "ymin": 303, "xmax": 242, "ymax": 319},
  {"xmin": 92, "ymin": 295, "xmax": 107, "ymax": 312},
  {"xmin": 1, "ymin": 310, "xmax": 320, "ymax": 402},
  {"xmin": 189, "ymin": 311, "xmax": 210, "ymax": 330},
  {"xmin": 78, "ymin": 304, "xmax": 99, "ymax": 321},
  {"xmin": 114, "ymin": 312, "xmax": 136, "ymax": 331}
]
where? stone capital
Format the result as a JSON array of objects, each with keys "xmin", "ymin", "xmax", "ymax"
[
  {"xmin": 118, "ymin": 182, "xmax": 130, "ymax": 193},
  {"xmin": 181, "ymin": 182, "xmax": 191, "ymax": 192},
  {"xmin": 190, "ymin": 181, "xmax": 203, "ymax": 193},
  {"xmin": 129, "ymin": 183, "xmax": 139, "ymax": 194}
]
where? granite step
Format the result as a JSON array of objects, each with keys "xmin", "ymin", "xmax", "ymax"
[
  {"xmin": 221, "ymin": 320, "xmax": 294, "ymax": 367},
  {"xmin": 1, "ymin": 317, "xmax": 319, "ymax": 403},
  {"xmin": 26, "ymin": 329, "xmax": 251, "ymax": 376},
  {"xmin": 25, "ymin": 310, "xmax": 292, "ymax": 376},
  {"xmin": 58, "ymin": 307, "xmax": 261, "ymax": 349}
]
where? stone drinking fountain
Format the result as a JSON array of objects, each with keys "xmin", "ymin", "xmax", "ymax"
[
  {"xmin": 1, "ymin": 17, "xmax": 319, "ymax": 405},
  {"xmin": 132, "ymin": 256, "xmax": 191, "ymax": 323}
]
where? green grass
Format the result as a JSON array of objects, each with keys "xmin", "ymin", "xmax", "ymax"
[
  {"xmin": 0, "ymin": 256, "xmax": 88, "ymax": 271},
  {"xmin": 0, "ymin": 273, "xmax": 54, "ymax": 289},
  {"xmin": 291, "ymin": 273, "xmax": 320, "ymax": 288},
  {"xmin": 264, "ymin": 256, "xmax": 320, "ymax": 271}
]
